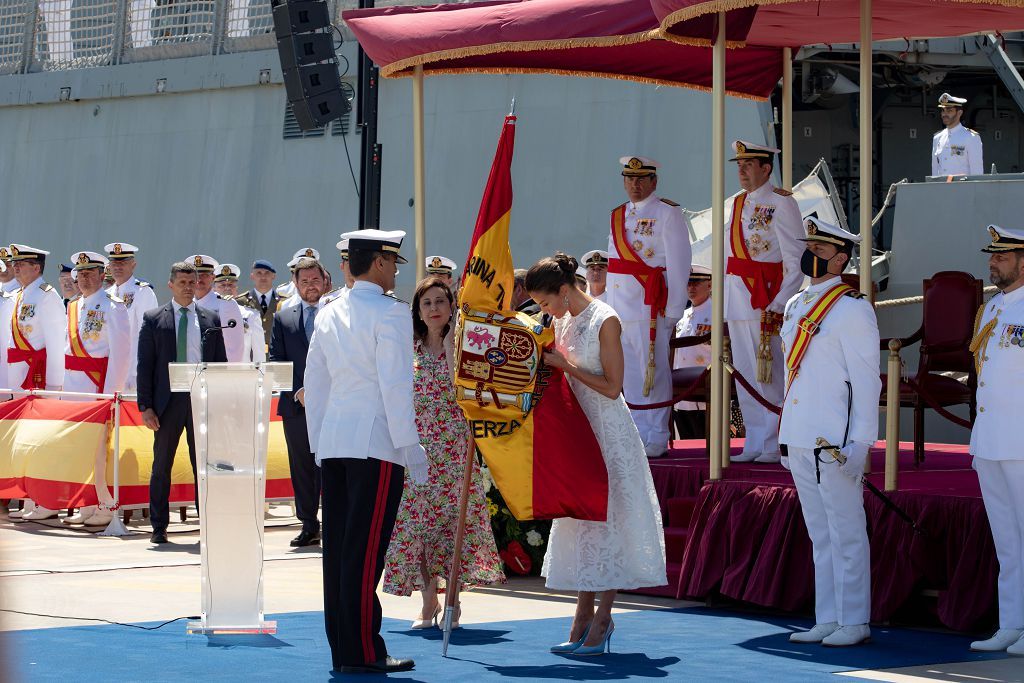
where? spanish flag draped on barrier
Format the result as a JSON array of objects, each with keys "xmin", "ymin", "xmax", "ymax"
[
  {"xmin": 453, "ymin": 115, "xmax": 608, "ymax": 522},
  {"xmin": 0, "ymin": 396, "xmax": 295, "ymax": 509}
]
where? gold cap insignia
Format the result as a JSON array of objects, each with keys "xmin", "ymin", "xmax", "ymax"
[
  {"xmin": 627, "ymin": 157, "xmax": 642, "ymax": 170},
  {"xmin": 221, "ymin": 265, "xmax": 231, "ymax": 276},
  {"xmin": 939, "ymin": 93, "xmax": 949, "ymax": 104},
  {"xmin": 77, "ymin": 252, "xmax": 89, "ymax": 265},
  {"xmin": 736, "ymin": 141, "xmax": 747, "ymax": 154},
  {"xmin": 11, "ymin": 246, "xmax": 20, "ymax": 256},
  {"xmin": 430, "ymin": 257, "xmax": 442, "ymax": 268},
  {"xmin": 806, "ymin": 220, "xmax": 818, "ymax": 235},
  {"xmin": 989, "ymin": 226, "xmax": 1000, "ymax": 242},
  {"xmin": 304, "ymin": 248, "xmax": 314, "ymax": 257},
  {"xmin": 113, "ymin": 243, "xmax": 123, "ymax": 254},
  {"xmin": 0, "ymin": 248, "xmax": 7, "ymax": 259},
  {"xmin": 194, "ymin": 256, "xmax": 204, "ymax": 267}
]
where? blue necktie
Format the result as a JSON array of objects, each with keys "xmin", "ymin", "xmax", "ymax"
[{"xmin": 304, "ymin": 305, "xmax": 317, "ymax": 341}]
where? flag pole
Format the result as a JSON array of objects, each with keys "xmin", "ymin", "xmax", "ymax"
[
  {"xmin": 442, "ymin": 433, "xmax": 476, "ymax": 656},
  {"xmin": 413, "ymin": 64, "xmax": 427, "ymax": 281}
]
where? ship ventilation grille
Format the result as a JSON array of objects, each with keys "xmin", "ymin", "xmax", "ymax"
[{"xmin": 282, "ymin": 103, "xmax": 352, "ymax": 139}]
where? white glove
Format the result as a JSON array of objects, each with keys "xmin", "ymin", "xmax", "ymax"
[
  {"xmin": 780, "ymin": 455, "xmax": 790, "ymax": 471},
  {"xmin": 401, "ymin": 444, "xmax": 429, "ymax": 485},
  {"xmin": 837, "ymin": 442, "xmax": 869, "ymax": 482},
  {"xmin": 766, "ymin": 301, "xmax": 785, "ymax": 315}
]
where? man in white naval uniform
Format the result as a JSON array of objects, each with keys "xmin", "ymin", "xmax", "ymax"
[
  {"xmin": 213, "ymin": 263, "xmax": 267, "ymax": 363},
  {"xmin": 425, "ymin": 255, "xmax": 458, "ymax": 290},
  {"xmin": 7, "ymin": 244, "xmax": 66, "ymax": 520},
  {"xmin": 581, "ymin": 249, "xmax": 609, "ymax": 301},
  {"xmin": 0, "ymin": 260, "xmax": 15, "ymax": 396},
  {"xmin": 673, "ymin": 265, "xmax": 713, "ymax": 439},
  {"xmin": 61, "ymin": 251, "xmax": 132, "ymax": 527},
  {"xmin": 0, "ymin": 247, "xmax": 19, "ymax": 294},
  {"xmin": 105, "ymin": 242, "xmax": 159, "ymax": 391},
  {"xmin": 319, "ymin": 239, "xmax": 353, "ymax": 307},
  {"xmin": 724, "ymin": 141, "xmax": 805, "ymax": 463},
  {"xmin": 967, "ymin": 225, "xmax": 1024, "ymax": 655},
  {"xmin": 780, "ymin": 218, "xmax": 880, "ymax": 648},
  {"xmin": 304, "ymin": 229, "xmax": 427, "ymax": 674},
  {"xmin": 932, "ymin": 93, "xmax": 983, "ymax": 177},
  {"xmin": 187, "ymin": 254, "xmax": 245, "ymax": 362},
  {"xmin": 606, "ymin": 156, "xmax": 692, "ymax": 458}
]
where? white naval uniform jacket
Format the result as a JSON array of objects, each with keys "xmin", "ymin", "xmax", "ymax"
[
  {"xmin": 1, "ymin": 279, "xmax": 19, "ymax": 294},
  {"xmin": 240, "ymin": 305, "xmax": 267, "ymax": 362},
  {"xmin": 303, "ymin": 280, "xmax": 426, "ymax": 471},
  {"xmin": 723, "ymin": 182, "xmax": 804, "ymax": 320},
  {"xmin": 107, "ymin": 278, "xmax": 159, "ymax": 390},
  {"xmin": 673, "ymin": 298, "xmax": 712, "ymax": 411},
  {"xmin": 778, "ymin": 277, "xmax": 881, "ymax": 450},
  {"xmin": 196, "ymin": 290, "xmax": 245, "ymax": 362},
  {"xmin": 0, "ymin": 290, "xmax": 15, "ymax": 391},
  {"xmin": 7, "ymin": 276, "xmax": 66, "ymax": 388},
  {"xmin": 970, "ymin": 286, "xmax": 1024, "ymax": 460},
  {"xmin": 605, "ymin": 193, "xmax": 692, "ymax": 322},
  {"xmin": 932, "ymin": 123, "xmax": 983, "ymax": 176},
  {"xmin": 63, "ymin": 289, "xmax": 132, "ymax": 395}
]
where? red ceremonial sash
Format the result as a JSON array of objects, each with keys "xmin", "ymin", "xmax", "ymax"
[
  {"xmin": 7, "ymin": 291, "xmax": 47, "ymax": 390},
  {"xmin": 725, "ymin": 193, "xmax": 784, "ymax": 310},
  {"xmin": 608, "ymin": 203, "xmax": 668, "ymax": 316},
  {"xmin": 65, "ymin": 300, "xmax": 108, "ymax": 392},
  {"xmin": 785, "ymin": 283, "xmax": 856, "ymax": 386}
]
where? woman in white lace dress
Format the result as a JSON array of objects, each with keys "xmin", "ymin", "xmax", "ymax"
[{"xmin": 525, "ymin": 253, "xmax": 667, "ymax": 656}]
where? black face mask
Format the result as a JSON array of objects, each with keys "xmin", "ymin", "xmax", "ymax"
[{"xmin": 800, "ymin": 250, "xmax": 834, "ymax": 278}]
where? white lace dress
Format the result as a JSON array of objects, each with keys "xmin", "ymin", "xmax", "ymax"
[{"xmin": 541, "ymin": 299, "xmax": 668, "ymax": 591}]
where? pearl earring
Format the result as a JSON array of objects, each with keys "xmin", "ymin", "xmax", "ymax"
[{"xmin": 563, "ymin": 296, "xmax": 570, "ymax": 307}]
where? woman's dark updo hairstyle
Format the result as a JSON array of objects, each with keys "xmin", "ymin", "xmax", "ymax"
[{"xmin": 524, "ymin": 252, "xmax": 578, "ymax": 295}]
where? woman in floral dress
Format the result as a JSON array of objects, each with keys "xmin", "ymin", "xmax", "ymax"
[{"xmin": 383, "ymin": 276, "xmax": 505, "ymax": 627}]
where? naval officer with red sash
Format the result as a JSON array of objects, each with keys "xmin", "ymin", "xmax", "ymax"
[
  {"xmin": 781, "ymin": 218, "xmax": 880, "ymax": 648},
  {"xmin": 61, "ymin": 250, "xmax": 131, "ymax": 528},
  {"xmin": 724, "ymin": 141, "xmax": 805, "ymax": 463},
  {"xmin": 304, "ymin": 229, "xmax": 427, "ymax": 674},
  {"xmin": 606, "ymin": 156, "xmax": 692, "ymax": 458}
]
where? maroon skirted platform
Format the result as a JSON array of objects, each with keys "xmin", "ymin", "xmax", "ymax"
[{"xmin": 639, "ymin": 440, "xmax": 997, "ymax": 632}]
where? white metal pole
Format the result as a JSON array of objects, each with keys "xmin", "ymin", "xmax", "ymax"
[
  {"xmin": 710, "ymin": 12, "xmax": 727, "ymax": 480},
  {"xmin": 859, "ymin": 0, "xmax": 873, "ymax": 295},
  {"xmin": 112, "ymin": 395, "xmax": 121, "ymax": 507},
  {"xmin": 782, "ymin": 47, "xmax": 793, "ymax": 190},
  {"xmin": 413, "ymin": 64, "xmax": 427, "ymax": 282}
]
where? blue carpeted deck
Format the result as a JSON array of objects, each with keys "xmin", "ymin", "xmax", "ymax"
[{"xmin": 9, "ymin": 608, "xmax": 1007, "ymax": 681}]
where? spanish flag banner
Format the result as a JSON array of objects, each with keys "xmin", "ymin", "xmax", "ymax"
[
  {"xmin": 454, "ymin": 115, "xmax": 608, "ymax": 522},
  {"xmin": 0, "ymin": 396, "xmax": 296, "ymax": 510}
]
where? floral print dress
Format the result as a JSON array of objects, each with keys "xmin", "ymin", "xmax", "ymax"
[{"xmin": 383, "ymin": 341, "xmax": 505, "ymax": 595}]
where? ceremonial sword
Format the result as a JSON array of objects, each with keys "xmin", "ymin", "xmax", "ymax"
[{"xmin": 814, "ymin": 437, "xmax": 926, "ymax": 536}]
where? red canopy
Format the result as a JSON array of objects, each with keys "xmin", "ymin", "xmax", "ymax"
[
  {"xmin": 652, "ymin": 0, "xmax": 1024, "ymax": 47},
  {"xmin": 342, "ymin": 0, "xmax": 785, "ymax": 100}
]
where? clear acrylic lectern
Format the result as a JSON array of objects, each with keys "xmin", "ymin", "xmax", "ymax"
[{"xmin": 168, "ymin": 361, "xmax": 292, "ymax": 635}]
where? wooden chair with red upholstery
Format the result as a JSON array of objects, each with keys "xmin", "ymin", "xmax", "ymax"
[{"xmin": 879, "ymin": 271, "xmax": 982, "ymax": 465}]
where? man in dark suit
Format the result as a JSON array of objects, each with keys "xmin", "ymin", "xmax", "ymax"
[
  {"xmin": 269, "ymin": 256, "xmax": 328, "ymax": 547},
  {"xmin": 137, "ymin": 261, "xmax": 228, "ymax": 545}
]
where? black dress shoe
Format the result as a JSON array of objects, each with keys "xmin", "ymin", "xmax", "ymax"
[
  {"xmin": 151, "ymin": 530, "xmax": 168, "ymax": 544},
  {"xmin": 334, "ymin": 657, "xmax": 415, "ymax": 674},
  {"xmin": 290, "ymin": 530, "xmax": 321, "ymax": 547}
]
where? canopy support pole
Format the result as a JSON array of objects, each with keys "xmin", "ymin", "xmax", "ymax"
[
  {"xmin": 858, "ymin": 0, "xmax": 872, "ymax": 296},
  {"xmin": 710, "ymin": 12, "xmax": 727, "ymax": 480},
  {"xmin": 413, "ymin": 65, "xmax": 427, "ymax": 281},
  {"xmin": 782, "ymin": 47, "xmax": 793, "ymax": 189}
]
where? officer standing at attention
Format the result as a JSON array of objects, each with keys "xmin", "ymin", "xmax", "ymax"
[
  {"xmin": 188, "ymin": 254, "xmax": 245, "ymax": 362},
  {"xmin": 425, "ymin": 255, "xmax": 458, "ymax": 290},
  {"xmin": 213, "ymin": 264, "xmax": 267, "ymax": 363},
  {"xmin": 61, "ymin": 250, "xmax": 132, "ymax": 528},
  {"xmin": 967, "ymin": 225, "xmax": 1024, "ymax": 655},
  {"xmin": 672, "ymin": 265, "xmax": 713, "ymax": 439},
  {"xmin": 780, "ymin": 218, "xmax": 880, "ymax": 648},
  {"xmin": 606, "ymin": 156, "xmax": 692, "ymax": 458},
  {"xmin": 319, "ymin": 239, "xmax": 353, "ymax": 307},
  {"xmin": 932, "ymin": 93, "xmax": 983, "ymax": 177},
  {"xmin": 234, "ymin": 259, "xmax": 280, "ymax": 342},
  {"xmin": 0, "ymin": 247, "xmax": 19, "ymax": 294},
  {"xmin": 105, "ymin": 242, "xmax": 159, "ymax": 391},
  {"xmin": 724, "ymin": 141, "xmax": 805, "ymax": 464},
  {"xmin": 304, "ymin": 229, "xmax": 427, "ymax": 674},
  {"xmin": 580, "ymin": 249, "xmax": 609, "ymax": 301},
  {"xmin": 6, "ymin": 244, "xmax": 66, "ymax": 521}
]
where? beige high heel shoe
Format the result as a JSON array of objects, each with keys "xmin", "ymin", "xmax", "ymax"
[{"xmin": 411, "ymin": 603, "xmax": 441, "ymax": 629}]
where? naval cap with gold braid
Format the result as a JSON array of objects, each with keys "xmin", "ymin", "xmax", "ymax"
[
  {"xmin": 982, "ymin": 224, "xmax": 1024, "ymax": 253},
  {"xmin": 799, "ymin": 217, "xmax": 861, "ymax": 249},
  {"xmin": 619, "ymin": 156, "xmax": 658, "ymax": 177},
  {"xmin": 70, "ymin": 250, "xmax": 108, "ymax": 270},
  {"xmin": 729, "ymin": 140, "xmax": 780, "ymax": 162},
  {"xmin": 339, "ymin": 228, "xmax": 409, "ymax": 264},
  {"xmin": 9, "ymin": 244, "xmax": 50, "ymax": 261},
  {"xmin": 937, "ymin": 92, "xmax": 967, "ymax": 109},
  {"xmin": 426, "ymin": 255, "xmax": 457, "ymax": 275},
  {"xmin": 214, "ymin": 263, "xmax": 241, "ymax": 281}
]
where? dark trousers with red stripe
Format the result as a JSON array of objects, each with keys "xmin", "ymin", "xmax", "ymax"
[{"xmin": 321, "ymin": 456, "xmax": 405, "ymax": 668}]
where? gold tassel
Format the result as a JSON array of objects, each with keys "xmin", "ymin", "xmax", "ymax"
[
  {"xmin": 969, "ymin": 317, "xmax": 999, "ymax": 377},
  {"xmin": 757, "ymin": 310, "xmax": 783, "ymax": 384},
  {"xmin": 643, "ymin": 340, "xmax": 656, "ymax": 396}
]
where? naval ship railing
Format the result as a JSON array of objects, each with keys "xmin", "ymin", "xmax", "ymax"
[{"xmin": 0, "ymin": 0, "xmax": 384, "ymax": 75}]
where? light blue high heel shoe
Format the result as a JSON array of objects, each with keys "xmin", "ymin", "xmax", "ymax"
[
  {"xmin": 572, "ymin": 622, "xmax": 614, "ymax": 656},
  {"xmin": 550, "ymin": 624, "xmax": 591, "ymax": 653}
]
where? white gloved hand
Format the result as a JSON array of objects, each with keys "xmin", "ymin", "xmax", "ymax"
[
  {"xmin": 837, "ymin": 442, "xmax": 869, "ymax": 482},
  {"xmin": 402, "ymin": 444, "xmax": 429, "ymax": 485},
  {"xmin": 766, "ymin": 301, "xmax": 785, "ymax": 315},
  {"xmin": 780, "ymin": 455, "xmax": 790, "ymax": 471}
]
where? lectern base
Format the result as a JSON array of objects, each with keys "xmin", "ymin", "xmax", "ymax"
[{"xmin": 186, "ymin": 620, "xmax": 278, "ymax": 635}]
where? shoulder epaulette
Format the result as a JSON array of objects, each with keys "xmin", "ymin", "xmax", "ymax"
[
  {"xmin": 659, "ymin": 198, "xmax": 680, "ymax": 207},
  {"xmin": 107, "ymin": 293, "xmax": 125, "ymax": 304},
  {"xmin": 773, "ymin": 187, "xmax": 793, "ymax": 197},
  {"xmin": 965, "ymin": 127, "xmax": 979, "ymax": 136},
  {"xmin": 610, "ymin": 202, "xmax": 628, "ymax": 215},
  {"xmin": 40, "ymin": 283, "xmax": 55, "ymax": 292},
  {"xmin": 384, "ymin": 292, "xmax": 409, "ymax": 305},
  {"xmin": 844, "ymin": 290, "xmax": 866, "ymax": 299},
  {"xmin": 135, "ymin": 279, "xmax": 152, "ymax": 288}
]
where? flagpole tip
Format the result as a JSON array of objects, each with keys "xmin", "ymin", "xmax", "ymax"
[{"xmin": 509, "ymin": 98, "xmax": 516, "ymax": 116}]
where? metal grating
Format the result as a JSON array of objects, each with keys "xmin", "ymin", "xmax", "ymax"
[
  {"xmin": 224, "ymin": 0, "xmax": 271, "ymax": 39},
  {"xmin": 128, "ymin": 0, "xmax": 216, "ymax": 49},
  {"xmin": 0, "ymin": 0, "xmax": 31, "ymax": 74},
  {"xmin": 35, "ymin": 0, "xmax": 120, "ymax": 70}
]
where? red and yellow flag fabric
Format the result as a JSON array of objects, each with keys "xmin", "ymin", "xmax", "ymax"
[
  {"xmin": 454, "ymin": 115, "xmax": 608, "ymax": 522},
  {"xmin": 0, "ymin": 397, "xmax": 295, "ymax": 510}
]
